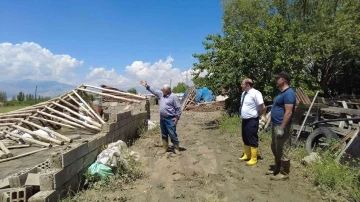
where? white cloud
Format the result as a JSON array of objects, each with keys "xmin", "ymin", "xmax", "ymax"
[
  {"xmin": 86, "ymin": 67, "xmax": 129, "ymax": 86},
  {"xmin": 0, "ymin": 42, "xmax": 83, "ymax": 83},
  {"xmin": 86, "ymin": 56, "xmax": 204, "ymax": 92}
]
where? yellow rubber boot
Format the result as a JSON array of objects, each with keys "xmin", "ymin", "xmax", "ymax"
[
  {"xmin": 246, "ymin": 147, "xmax": 258, "ymax": 166},
  {"xmin": 239, "ymin": 145, "xmax": 251, "ymax": 161}
]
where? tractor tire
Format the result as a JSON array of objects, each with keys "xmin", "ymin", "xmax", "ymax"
[{"xmin": 305, "ymin": 127, "xmax": 339, "ymax": 154}]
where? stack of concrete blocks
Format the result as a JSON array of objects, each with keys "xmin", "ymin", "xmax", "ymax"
[
  {"xmin": 103, "ymin": 99, "xmax": 150, "ymax": 121},
  {"xmin": 28, "ymin": 110, "xmax": 149, "ymax": 201},
  {"xmin": 0, "ymin": 159, "xmax": 51, "ymax": 202}
]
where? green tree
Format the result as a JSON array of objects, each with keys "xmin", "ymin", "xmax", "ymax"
[
  {"xmin": 17, "ymin": 91, "xmax": 25, "ymax": 102},
  {"xmin": 127, "ymin": 88, "xmax": 137, "ymax": 94},
  {"xmin": 193, "ymin": 0, "xmax": 360, "ymax": 112},
  {"xmin": 0, "ymin": 91, "xmax": 7, "ymax": 103},
  {"xmin": 172, "ymin": 82, "xmax": 190, "ymax": 93}
]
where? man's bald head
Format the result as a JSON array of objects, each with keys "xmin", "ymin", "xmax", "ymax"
[
  {"xmin": 241, "ymin": 78, "xmax": 254, "ymax": 91},
  {"xmin": 243, "ymin": 78, "xmax": 254, "ymax": 87},
  {"xmin": 162, "ymin": 84, "xmax": 172, "ymax": 95}
]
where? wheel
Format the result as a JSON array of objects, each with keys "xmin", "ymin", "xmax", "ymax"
[{"xmin": 305, "ymin": 127, "xmax": 339, "ymax": 154}]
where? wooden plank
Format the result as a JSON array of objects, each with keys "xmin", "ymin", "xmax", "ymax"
[
  {"xmin": 336, "ymin": 130, "xmax": 359, "ymax": 162},
  {"xmin": 321, "ymin": 107, "xmax": 360, "ymax": 116}
]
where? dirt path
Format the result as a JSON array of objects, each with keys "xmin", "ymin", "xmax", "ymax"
[{"xmin": 85, "ymin": 108, "xmax": 321, "ymax": 202}]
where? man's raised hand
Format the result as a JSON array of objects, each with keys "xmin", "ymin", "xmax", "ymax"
[{"xmin": 140, "ymin": 81, "xmax": 147, "ymax": 87}]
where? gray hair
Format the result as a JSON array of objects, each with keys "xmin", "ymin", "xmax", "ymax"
[{"xmin": 162, "ymin": 84, "xmax": 171, "ymax": 92}]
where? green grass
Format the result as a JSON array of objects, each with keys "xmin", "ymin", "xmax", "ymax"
[
  {"xmin": 0, "ymin": 106, "xmax": 26, "ymax": 113},
  {"xmin": 218, "ymin": 115, "xmax": 240, "ymax": 136},
  {"xmin": 312, "ymin": 154, "xmax": 360, "ymax": 201}
]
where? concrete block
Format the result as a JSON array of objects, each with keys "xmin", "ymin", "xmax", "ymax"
[
  {"xmin": 62, "ymin": 143, "xmax": 89, "ymax": 167},
  {"xmin": 88, "ymin": 135, "xmax": 106, "ymax": 152},
  {"xmin": 9, "ymin": 167, "xmax": 37, "ymax": 188},
  {"xmin": 0, "ymin": 177, "xmax": 10, "ymax": 189},
  {"xmin": 25, "ymin": 173, "xmax": 40, "ymax": 186},
  {"xmin": 101, "ymin": 123, "xmax": 110, "ymax": 133},
  {"xmin": 28, "ymin": 190, "xmax": 59, "ymax": 202},
  {"xmin": 10, "ymin": 186, "xmax": 33, "ymax": 202},
  {"xmin": 1, "ymin": 191, "xmax": 10, "ymax": 202},
  {"xmin": 109, "ymin": 102, "xmax": 118, "ymax": 107},
  {"xmin": 110, "ymin": 123, "xmax": 116, "ymax": 132},
  {"xmin": 82, "ymin": 148, "xmax": 101, "ymax": 169},
  {"xmin": 54, "ymin": 157, "xmax": 83, "ymax": 189},
  {"xmin": 49, "ymin": 152, "xmax": 62, "ymax": 169},
  {"xmin": 36, "ymin": 160, "xmax": 51, "ymax": 171},
  {"xmin": 39, "ymin": 170, "xmax": 59, "ymax": 191}
]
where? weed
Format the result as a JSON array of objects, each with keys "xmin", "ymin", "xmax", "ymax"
[
  {"xmin": 218, "ymin": 115, "xmax": 240, "ymax": 136},
  {"xmin": 312, "ymin": 153, "xmax": 360, "ymax": 201}
]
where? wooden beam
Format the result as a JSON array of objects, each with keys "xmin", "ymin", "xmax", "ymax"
[
  {"xmin": 76, "ymin": 88, "xmax": 141, "ymax": 103},
  {"xmin": 3, "ymin": 130, "xmax": 51, "ymax": 147},
  {"xmin": 45, "ymin": 106, "xmax": 101, "ymax": 131},
  {"xmin": 0, "ymin": 148, "xmax": 49, "ymax": 163},
  {"xmin": 72, "ymin": 90, "xmax": 105, "ymax": 124},
  {"xmin": 29, "ymin": 116, "xmax": 76, "ymax": 129},
  {"xmin": 0, "ymin": 141, "xmax": 13, "ymax": 157},
  {"xmin": 37, "ymin": 110, "xmax": 86, "ymax": 129},
  {"xmin": 11, "ymin": 125, "xmax": 64, "ymax": 145},
  {"xmin": 67, "ymin": 94, "xmax": 96, "ymax": 120},
  {"xmin": 83, "ymin": 84, "xmax": 146, "ymax": 100},
  {"xmin": 21, "ymin": 120, "xmax": 72, "ymax": 143},
  {"xmin": 51, "ymin": 101, "xmax": 102, "ymax": 128}
]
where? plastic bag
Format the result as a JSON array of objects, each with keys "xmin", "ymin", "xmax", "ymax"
[{"xmin": 87, "ymin": 161, "xmax": 114, "ymax": 178}]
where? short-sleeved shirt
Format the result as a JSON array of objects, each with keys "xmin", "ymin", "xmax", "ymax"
[
  {"xmin": 240, "ymin": 88, "xmax": 264, "ymax": 119},
  {"xmin": 271, "ymin": 87, "xmax": 296, "ymax": 125}
]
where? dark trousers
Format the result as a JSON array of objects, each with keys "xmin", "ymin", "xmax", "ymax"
[
  {"xmin": 241, "ymin": 117, "xmax": 259, "ymax": 147},
  {"xmin": 160, "ymin": 117, "xmax": 179, "ymax": 144}
]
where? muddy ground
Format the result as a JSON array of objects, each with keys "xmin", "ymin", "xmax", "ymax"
[{"xmin": 77, "ymin": 107, "xmax": 322, "ymax": 202}]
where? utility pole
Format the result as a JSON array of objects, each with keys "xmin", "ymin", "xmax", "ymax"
[
  {"xmin": 170, "ymin": 79, "xmax": 172, "ymax": 88},
  {"xmin": 34, "ymin": 86, "xmax": 37, "ymax": 104},
  {"xmin": 186, "ymin": 71, "xmax": 189, "ymax": 86}
]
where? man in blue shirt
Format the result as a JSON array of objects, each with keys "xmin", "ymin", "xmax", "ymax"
[
  {"xmin": 141, "ymin": 80, "xmax": 182, "ymax": 155},
  {"xmin": 268, "ymin": 71, "xmax": 296, "ymax": 180}
]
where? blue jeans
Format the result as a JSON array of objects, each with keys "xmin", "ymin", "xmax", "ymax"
[{"xmin": 160, "ymin": 117, "xmax": 179, "ymax": 144}]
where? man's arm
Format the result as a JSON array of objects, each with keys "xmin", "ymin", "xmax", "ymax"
[
  {"xmin": 255, "ymin": 91, "xmax": 266, "ymax": 116},
  {"xmin": 281, "ymin": 92, "xmax": 296, "ymax": 128},
  {"xmin": 140, "ymin": 81, "xmax": 162, "ymax": 98},
  {"xmin": 281, "ymin": 104, "xmax": 294, "ymax": 128},
  {"xmin": 258, "ymin": 103, "xmax": 266, "ymax": 116},
  {"xmin": 172, "ymin": 96, "xmax": 182, "ymax": 125}
]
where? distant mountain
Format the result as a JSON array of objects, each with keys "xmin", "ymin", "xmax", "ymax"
[{"xmin": 0, "ymin": 79, "xmax": 76, "ymax": 99}]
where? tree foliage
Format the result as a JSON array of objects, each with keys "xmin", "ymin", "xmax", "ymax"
[
  {"xmin": 172, "ymin": 82, "xmax": 190, "ymax": 93},
  {"xmin": 192, "ymin": 0, "xmax": 360, "ymax": 111},
  {"xmin": 127, "ymin": 88, "xmax": 137, "ymax": 94},
  {"xmin": 0, "ymin": 92, "xmax": 7, "ymax": 103}
]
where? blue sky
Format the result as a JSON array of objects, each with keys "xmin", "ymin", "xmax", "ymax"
[{"xmin": 0, "ymin": 0, "xmax": 222, "ymax": 90}]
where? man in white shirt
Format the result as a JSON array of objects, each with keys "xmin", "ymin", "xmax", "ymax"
[{"xmin": 238, "ymin": 78, "xmax": 266, "ymax": 166}]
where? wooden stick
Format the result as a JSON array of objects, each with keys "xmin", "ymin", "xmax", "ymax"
[
  {"xmin": 59, "ymin": 98, "xmax": 80, "ymax": 111},
  {"xmin": 0, "ymin": 123, "xmax": 14, "ymax": 126},
  {"xmin": 0, "ymin": 147, "xmax": 49, "ymax": 163},
  {"xmin": 72, "ymin": 90, "xmax": 105, "ymax": 124},
  {"xmin": 76, "ymin": 88, "xmax": 141, "ymax": 103},
  {"xmin": 51, "ymin": 101, "xmax": 101, "ymax": 128},
  {"xmin": 336, "ymin": 129, "xmax": 359, "ymax": 162},
  {"xmin": 29, "ymin": 116, "xmax": 76, "ymax": 129},
  {"xmin": 0, "ymin": 113, "xmax": 32, "ymax": 118},
  {"xmin": 21, "ymin": 120, "xmax": 72, "ymax": 143},
  {"xmin": 68, "ymin": 94, "xmax": 96, "ymax": 120},
  {"xmin": 0, "ymin": 150, "xmax": 6, "ymax": 159},
  {"xmin": 0, "ymin": 141, "xmax": 13, "ymax": 157},
  {"xmin": 295, "ymin": 91, "xmax": 319, "ymax": 143},
  {"xmin": 45, "ymin": 106, "xmax": 100, "ymax": 131},
  {"xmin": 7, "ymin": 144, "xmax": 31, "ymax": 149},
  {"xmin": 37, "ymin": 110, "xmax": 86, "ymax": 129},
  {"xmin": 3, "ymin": 130, "xmax": 51, "ymax": 147},
  {"xmin": 0, "ymin": 118, "xmax": 23, "ymax": 122},
  {"xmin": 11, "ymin": 125, "xmax": 64, "ymax": 145},
  {"xmin": 83, "ymin": 84, "xmax": 146, "ymax": 99}
]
